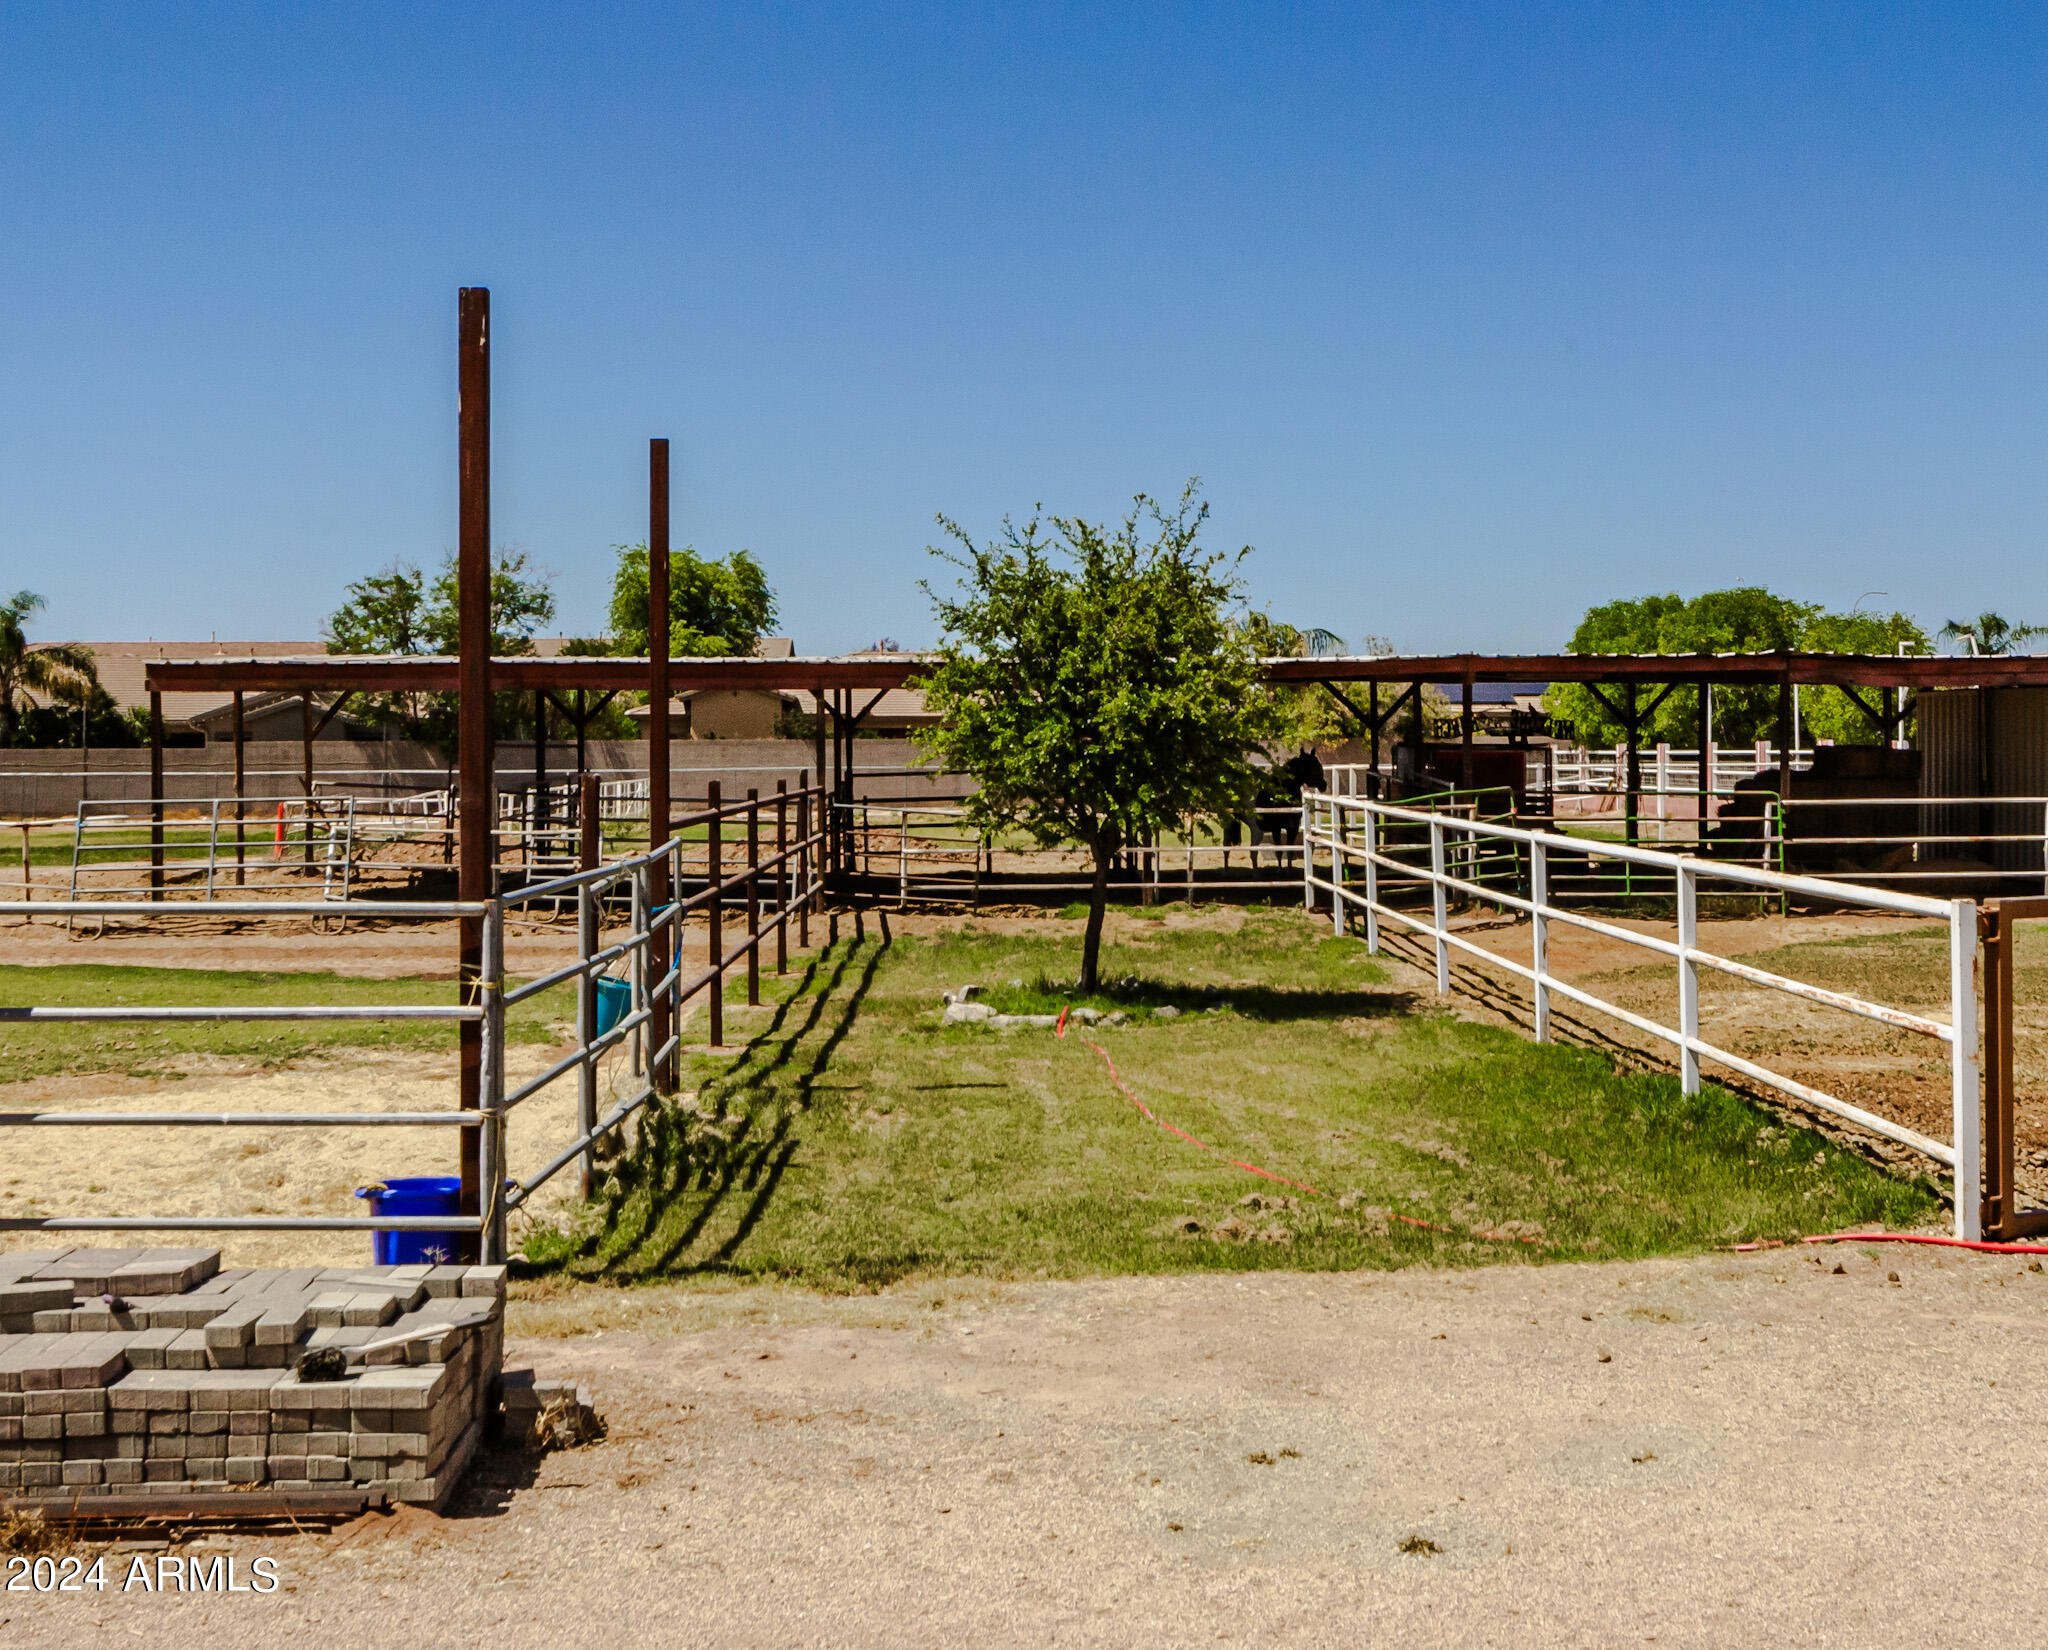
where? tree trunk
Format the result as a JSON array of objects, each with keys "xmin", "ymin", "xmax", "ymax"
[{"xmin": 1081, "ymin": 839, "xmax": 1114, "ymax": 992}]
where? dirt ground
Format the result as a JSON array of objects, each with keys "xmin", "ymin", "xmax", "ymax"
[
  {"xmin": 10, "ymin": 1247, "xmax": 2048, "ymax": 1647},
  {"xmin": 0, "ymin": 1043, "xmax": 612, "ymax": 1268}
]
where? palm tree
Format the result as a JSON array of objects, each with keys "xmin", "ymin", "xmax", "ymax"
[
  {"xmin": 0, "ymin": 592, "xmax": 99, "ymax": 745},
  {"xmin": 1939, "ymin": 612, "xmax": 2045, "ymax": 656}
]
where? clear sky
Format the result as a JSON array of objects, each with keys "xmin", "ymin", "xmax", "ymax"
[{"xmin": 4, "ymin": 4, "xmax": 2045, "ymax": 654}]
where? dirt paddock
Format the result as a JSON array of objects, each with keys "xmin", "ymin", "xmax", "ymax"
[{"xmin": 10, "ymin": 1248, "xmax": 2048, "ymax": 1647}]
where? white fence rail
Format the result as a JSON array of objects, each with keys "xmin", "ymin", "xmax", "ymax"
[{"xmin": 1301, "ymin": 791, "xmax": 1981, "ymax": 1238}]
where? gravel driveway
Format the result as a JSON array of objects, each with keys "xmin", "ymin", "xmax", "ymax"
[{"xmin": 10, "ymin": 1244, "xmax": 2047, "ymax": 1647}]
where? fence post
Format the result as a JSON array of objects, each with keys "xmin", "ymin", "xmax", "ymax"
[
  {"xmin": 480, "ymin": 899, "xmax": 507, "ymax": 1265},
  {"xmin": 1330, "ymin": 798, "xmax": 1345, "ymax": 936},
  {"xmin": 1301, "ymin": 798, "xmax": 1314, "ymax": 913},
  {"xmin": 775, "ymin": 780, "xmax": 789, "ymax": 976},
  {"xmin": 899, "ymin": 807, "xmax": 909, "ymax": 909},
  {"xmin": 579, "ymin": 773, "xmax": 599, "ymax": 871},
  {"xmin": 798, "ymin": 773, "xmax": 812, "ymax": 949},
  {"xmin": 707, "ymin": 781, "xmax": 724, "ymax": 1049},
  {"xmin": 1362, "ymin": 805, "xmax": 1380, "ymax": 954},
  {"xmin": 628, "ymin": 863, "xmax": 646, "ymax": 1079},
  {"xmin": 1951, "ymin": 898, "xmax": 1980, "ymax": 1241},
  {"xmin": 1428, "ymin": 816, "xmax": 1449, "ymax": 994},
  {"xmin": 1677, "ymin": 861, "xmax": 1700, "ymax": 1093},
  {"xmin": 1531, "ymin": 836, "xmax": 1550, "ymax": 1042},
  {"xmin": 746, "ymin": 788, "xmax": 761, "ymax": 1008},
  {"xmin": 576, "ymin": 879, "xmax": 598, "ymax": 1201}
]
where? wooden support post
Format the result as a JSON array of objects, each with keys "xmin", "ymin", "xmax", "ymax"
[
  {"xmin": 707, "ymin": 779, "xmax": 724, "ymax": 1050},
  {"xmin": 231, "ymin": 689, "xmax": 246, "ymax": 886},
  {"xmin": 574, "ymin": 686, "xmax": 588, "ymax": 798},
  {"xmin": 1695, "ymin": 685, "xmax": 1710, "ymax": 844},
  {"xmin": 579, "ymin": 773, "xmax": 599, "ymax": 871},
  {"xmin": 533, "ymin": 688, "xmax": 549, "ymax": 835},
  {"xmin": 1622, "ymin": 682, "xmax": 1641, "ymax": 848},
  {"xmin": 1460, "ymin": 673, "xmax": 1475, "ymax": 792},
  {"xmin": 647, "ymin": 438, "xmax": 673, "ymax": 1094},
  {"xmin": 148, "ymin": 690, "xmax": 164, "ymax": 899},
  {"xmin": 455, "ymin": 284, "xmax": 493, "ymax": 1252},
  {"xmin": 1776, "ymin": 671, "xmax": 1793, "ymax": 805},
  {"xmin": 746, "ymin": 788, "xmax": 761, "ymax": 1006},
  {"xmin": 775, "ymin": 779, "xmax": 788, "ymax": 975},
  {"xmin": 1367, "ymin": 682, "xmax": 1380, "ymax": 797}
]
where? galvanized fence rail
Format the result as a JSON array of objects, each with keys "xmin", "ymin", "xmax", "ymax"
[
  {"xmin": 0, "ymin": 778, "xmax": 828, "ymax": 1264},
  {"xmin": 1301, "ymin": 791, "xmax": 1983, "ymax": 1238}
]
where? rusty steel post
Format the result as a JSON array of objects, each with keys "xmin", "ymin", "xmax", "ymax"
[
  {"xmin": 746, "ymin": 788, "xmax": 761, "ymax": 1006},
  {"xmin": 775, "ymin": 778, "xmax": 788, "ymax": 976},
  {"xmin": 456, "ymin": 285, "xmax": 493, "ymax": 1249},
  {"xmin": 707, "ymin": 779, "xmax": 723, "ymax": 1050},
  {"xmin": 797, "ymin": 768, "xmax": 811, "ymax": 948},
  {"xmin": 647, "ymin": 438, "xmax": 672, "ymax": 1093}
]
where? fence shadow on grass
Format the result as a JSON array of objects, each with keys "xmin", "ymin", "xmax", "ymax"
[{"xmin": 527, "ymin": 932, "xmax": 888, "ymax": 1284}]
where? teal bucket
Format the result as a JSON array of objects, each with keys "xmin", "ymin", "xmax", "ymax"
[{"xmin": 594, "ymin": 975, "xmax": 632, "ymax": 1038}]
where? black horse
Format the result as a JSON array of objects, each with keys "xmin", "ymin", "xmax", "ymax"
[{"xmin": 1223, "ymin": 750, "xmax": 1326, "ymax": 862}]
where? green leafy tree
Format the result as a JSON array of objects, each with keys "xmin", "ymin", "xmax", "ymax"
[
  {"xmin": 323, "ymin": 552, "xmax": 557, "ymax": 743},
  {"xmin": 916, "ymin": 485, "xmax": 1270, "ymax": 991},
  {"xmin": 1939, "ymin": 612, "xmax": 2043, "ymax": 656},
  {"xmin": 1545, "ymin": 588, "xmax": 1927, "ymax": 748},
  {"xmin": 604, "ymin": 545, "xmax": 777, "ymax": 656},
  {"xmin": 0, "ymin": 591, "xmax": 99, "ymax": 747}
]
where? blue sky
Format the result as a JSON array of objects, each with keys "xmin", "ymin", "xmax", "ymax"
[{"xmin": 3, "ymin": 4, "xmax": 2045, "ymax": 653}]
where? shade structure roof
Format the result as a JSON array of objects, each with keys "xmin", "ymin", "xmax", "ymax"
[{"xmin": 141, "ymin": 649, "xmax": 2048, "ymax": 699}]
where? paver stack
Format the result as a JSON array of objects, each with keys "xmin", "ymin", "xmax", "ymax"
[{"xmin": 0, "ymin": 1247, "xmax": 504, "ymax": 1509}]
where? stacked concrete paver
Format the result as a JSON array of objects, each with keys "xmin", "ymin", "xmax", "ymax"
[{"xmin": 0, "ymin": 1247, "xmax": 503, "ymax": 1507}]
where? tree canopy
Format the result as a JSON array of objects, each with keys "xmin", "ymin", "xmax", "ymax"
[
  {"xmin": 915, "ymin": 484, "xmax": 1268, "ymax": 990},
  {"xmin": 323, "ymin": 551, "xmax": 557, "ymax": 743},
  {"xmin": 602, "ymin": 545, "xmax": 777, "ymax": 657},
  {"xmin": 0, "ymin": 591, "xmax": 100, "ymax": 747},
  {"xmin": 1544, "ymin": 589, "xmax": 1928, "ymax": 747},
  {"xmin": 1938, "ymin": 612, "xmax": 2043, "ymax": 657}
]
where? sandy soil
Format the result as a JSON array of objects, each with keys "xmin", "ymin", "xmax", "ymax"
[
  {"xmin": 0, "ymin": 1043, "xmax": 608, "ymax": 1269},
  {"xmin": 10, "ymin": 1247, "xmax": 2048, "ymax": 1647}
]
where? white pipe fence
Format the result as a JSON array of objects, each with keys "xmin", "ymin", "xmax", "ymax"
[{"xmin": 1301, "ymin": 791, "xmax": 1982, "ymax": 1239}]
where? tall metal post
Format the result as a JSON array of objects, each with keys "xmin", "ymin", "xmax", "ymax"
[
  {"xmin": 299, "ymin": 693, "xmax": 315, "ymax": 867},
  {"xmin": 746, "ymin": 788, "xmax": 761, "ymax": 1006},
  {"xmin": 707, "ymin": 779, "xmax": 724, "ymax": 1049},
  {"xmin": 647, "ymin": 438, "xmax": 673, "ymax": 1094},
  {"xmin": 775, "ymin": 779, "xmax": 789, "ymax": 975},
  {"xmin": 455, "ymin": 285, "xmax": 493, "ymax": 1250},
  {"xmin": 1361, "ymin": 806, "xmax": 1380, "ymax": 954},
  {"xmin": 533, "ymin": 688, "xmax": 549, "ymax": 837},
  {"xmin": 797, "ymin": 769, "xmax": 812, "ymax": 947}
]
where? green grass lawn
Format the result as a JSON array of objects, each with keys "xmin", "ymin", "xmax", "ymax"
[
  {"xmin": 523, "ymin": 907, "xmax": 1938, "ymax": 1289},
  {"xmin": 0, "ymin": 965, "xmax": 575, "ymax": 1083}
]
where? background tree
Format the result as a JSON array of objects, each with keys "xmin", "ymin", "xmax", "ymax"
[
  {"xmin": 1939, "ymin": 612, "xmax": 2042, "ymax": 656},
  {"xmin": 603, "ymin": 545, "xmax": 777, "ymax": 656},
  {"xmin": 1544, "ymin": 588, "xmax": 1927, "ymax": 748},
  {"xmin": 916, "ymin": 485, "xmax": 1269, "ymax": 991},
  {"xmin": 323, "ymin": 551, "xmax": 557, "ymax": 744},
  {"xmin": 0, "ymin": 591, "xmax": 99, "ymax": 747}
]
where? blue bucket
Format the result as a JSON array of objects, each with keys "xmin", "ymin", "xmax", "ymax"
[
  {"xmin": 594, "ymin": 975, "xmax": 632, "ymax": 1038},
  {"xmin": 354, "ymin": 1176, "xmax": 465, "ymax": 1266}
]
